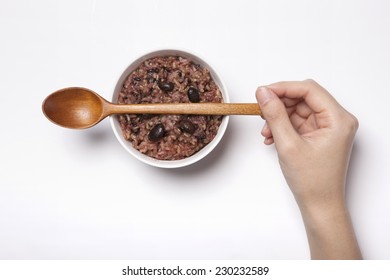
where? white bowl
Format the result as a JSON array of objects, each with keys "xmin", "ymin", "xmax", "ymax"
[{"xmin": 110, "ymin": 49, "xmax": 229, "ymax": 168}]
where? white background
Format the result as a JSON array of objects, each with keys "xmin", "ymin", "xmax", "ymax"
[{"xmin": 1, "ymin": 0, "xmax": 389, "ymax": 259}]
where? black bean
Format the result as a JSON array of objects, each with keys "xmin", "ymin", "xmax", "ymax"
[
  {"xmin": 147, "ymin": 68, "xmax": 159, "ymax": 75},
  {"xmin": 133, "ymin": 77, "xmax": 142, "ymax": 81},
  {"xmin": 178, "ymin": 120, "xmax": 196, "ymax": 134},
  {"xmin": 148, "ymin": 123, "xmax": 165, "ymax": 142},
  {"xmin": 158, "ymin": 81, "xmax": 174, "ymax": 92},
  {"xmin": 194, "ymin": 130, "xmax": 206, "ymax": 139},
  {"xmin": 139, "ymin": 114, "xmax": 156, "ymax": 120},
  {"xmin": 187, "ymin": 87, "xmax": 200, "ymax": 103}
]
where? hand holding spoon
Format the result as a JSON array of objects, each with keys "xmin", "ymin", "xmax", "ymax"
[{"xmin": 42, "ymin": 87, "xmax": 261, "ymax": 129}]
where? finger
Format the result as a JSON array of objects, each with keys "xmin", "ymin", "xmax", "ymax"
[
  {"xmin": 264, "ymin": 136, "xmax": 274, "ymax": 145},
  {"xmin": 261, "ymin": 122, "xmax": 272, "ymax": 138},
  {"xmin": 256, "ymin": 86, "xmax": 300, "ymax": 148},
  {"xmin": 267, "ymin": 79, "xmax": 341, "ymax": 114},
  {"xmin": 294, "ymin": 100, "xmax": 313, "ymax": 118},
  {"xmin": 280, "ymin": 96, "xmax": 301, "ymax": 108}
]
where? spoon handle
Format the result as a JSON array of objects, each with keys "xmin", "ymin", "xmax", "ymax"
[{"xmin": 108, "ymin": 103, "xmax": 261, "ymax": 116}]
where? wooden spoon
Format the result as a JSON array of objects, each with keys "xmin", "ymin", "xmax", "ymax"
[{"xmin": 42, "ymin": 87, "xmax": 261, "ymax": 129}]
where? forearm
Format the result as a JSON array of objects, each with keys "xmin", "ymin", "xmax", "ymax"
[{"xmin": 298, "ymin": 198, "xmax": 362, "ymax": 260}]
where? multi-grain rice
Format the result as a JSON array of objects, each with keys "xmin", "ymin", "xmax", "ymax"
[{"xmin": 117, "ymin": 55, "xmax": 223, "ymax": 160}]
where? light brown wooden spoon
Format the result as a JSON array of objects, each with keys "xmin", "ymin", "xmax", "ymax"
[{"xmin": 42, "ymin": 87, "xmax": 262, "ymax": 129}]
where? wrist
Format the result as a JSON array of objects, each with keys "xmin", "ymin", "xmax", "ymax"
[
  {"xmin": 298, "ymin": 196, "xmax": 348, "ymax": 231},
  {"xmin": 296, "ymin": 192, "xmax": 362, "ymax": 259},
  {"xmin": 290, "ymin": 178, "xmax": 346, "ymax": 213}
]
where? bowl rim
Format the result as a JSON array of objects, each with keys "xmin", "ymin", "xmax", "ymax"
[{"xmin": 109, "ymin": 48, "xmax": 229, "ymax": 168}]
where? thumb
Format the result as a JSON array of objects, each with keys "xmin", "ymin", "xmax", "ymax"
[{"xmin": 256, "ymin": 86, "xmax": 299, "ymax": 147}]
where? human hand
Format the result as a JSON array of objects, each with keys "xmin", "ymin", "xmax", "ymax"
[
  {"xmin": 256, "ymin": 79, "xmax": 358, "ymax": 207},
  {"xmin": 256, "ymin": 80, "xmax": 361, "ymax": 259}
]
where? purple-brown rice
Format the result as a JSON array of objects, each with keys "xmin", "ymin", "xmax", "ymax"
[{"xmin": 117, "ymin": 55, "xmax": 223, "ymax": 160}]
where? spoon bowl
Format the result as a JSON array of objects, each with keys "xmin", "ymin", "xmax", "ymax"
[{"xmin": 42, "ymin": 87, "xmax": 106, "ymax": 129}]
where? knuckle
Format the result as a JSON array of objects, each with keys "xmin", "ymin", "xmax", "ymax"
[
  {"xmin": 301, "ymin": 79, "xmax": 323, "ymax": 96},
  {"xmin": 346, "ymin": 113, "xmax": 359, "ymax": 133},
  {"xmin": 337, "ymin": 112, "xmax": 359, "ymax": 137},
  {"xmin": 351, "ymin": 114, "xmax": 359, "ymax": 131},
  {"xmin": 303, "ymin": 78, "xmax": 319, "ymax": 87}
]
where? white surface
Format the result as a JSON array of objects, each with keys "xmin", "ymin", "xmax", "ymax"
[{"xmin": 1, "ymin": 0, "xmax": 389, "ymax": 259}]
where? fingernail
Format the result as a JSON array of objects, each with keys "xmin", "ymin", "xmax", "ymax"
[{"xmin": 256, "ymin": 86, "xmax": 274, "ymax": 106}]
